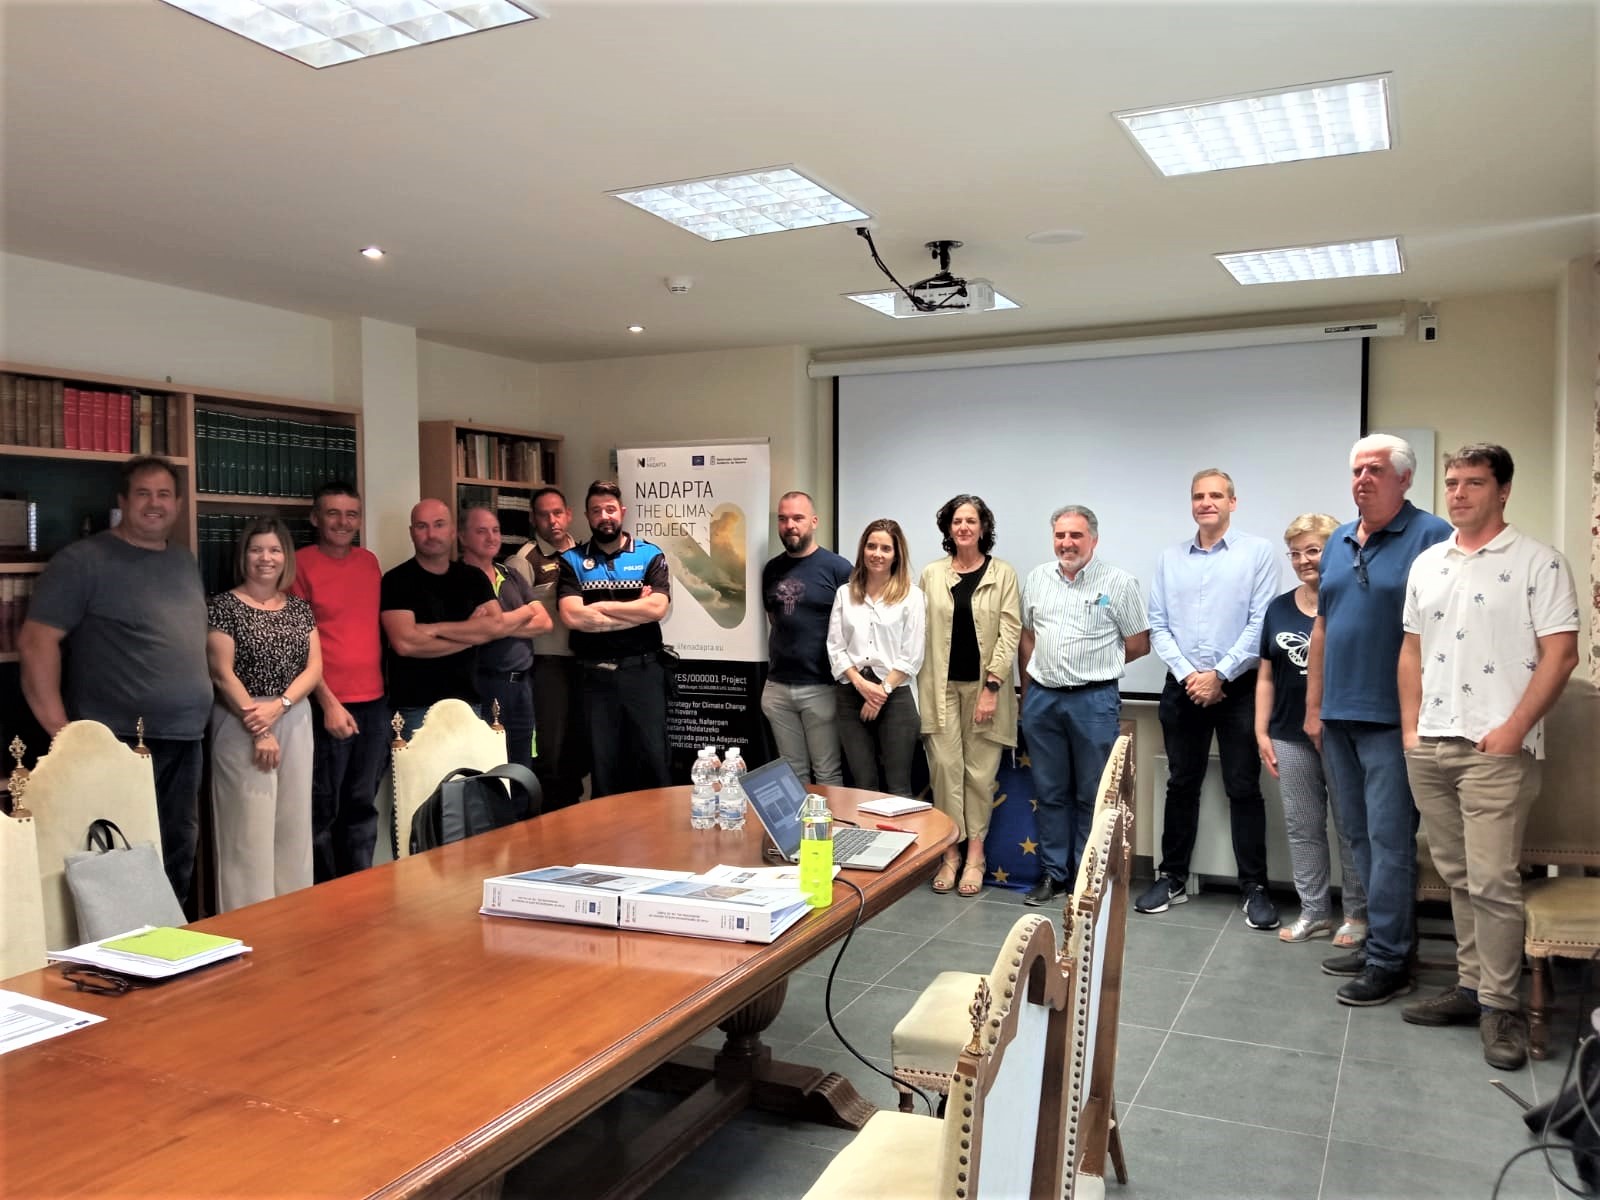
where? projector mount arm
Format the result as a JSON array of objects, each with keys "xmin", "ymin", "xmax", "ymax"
[{"xmin": 855, "ymin": 228, "xmax": 969, "ymax": 313}]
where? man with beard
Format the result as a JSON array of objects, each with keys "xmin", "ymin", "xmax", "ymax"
[
  {"xmin": 21, "ymin": 456, "xmax": 211, "ymax": 905},
  {"xmin": 379, "ymin": 498, "xmax": 502, "ymax": 738},
  {"xmin": 505, "ymin": 486, "xmax": 588, "ymax": 809},
  {"xmin": 760, "ymin": 491, "xmax": 852, "ymax": 784},
  {"xmin": 558, "ymin": 481, "xmax": 672, "ymax": 796},
  {"xmin": 1019, "ymin": 505, "xmax": 1149, "ymax": 904}
]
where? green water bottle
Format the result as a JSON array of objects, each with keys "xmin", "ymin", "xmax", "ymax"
[{"xmin": 798, "ymin": 793, "xmax": 834, "ymax": 909}]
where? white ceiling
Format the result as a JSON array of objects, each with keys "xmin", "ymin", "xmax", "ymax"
[{"xmin": 3, "ymin": 0, "xmax": 1595, "ymax": 363}]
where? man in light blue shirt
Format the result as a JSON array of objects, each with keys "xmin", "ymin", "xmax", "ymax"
[{"xmin": 1139, "ymin": 469, "xmax": 1282, "ymax": 931}]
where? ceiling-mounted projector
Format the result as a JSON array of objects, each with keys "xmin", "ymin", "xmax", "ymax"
[
  {"xmin": 857, "ymin": 230, "xmax": 1002, "ymax": 318},
  {"xmin": 895, "ymin": 275, "xmax": 997, "ymax": 317}
]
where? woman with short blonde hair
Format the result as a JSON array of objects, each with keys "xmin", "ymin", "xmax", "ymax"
[{"xmin": 1255, "ymin": 512, "xmax": 1367, "ymax": 945}]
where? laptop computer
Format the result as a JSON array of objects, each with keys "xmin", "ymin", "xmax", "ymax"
[{"xmin": 740, "ymin": 758, "xmax": 918, "ymax": 872}]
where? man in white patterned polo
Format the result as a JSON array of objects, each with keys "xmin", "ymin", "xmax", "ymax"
[
  {"xmin": 1019, "ymin": 504, "xmax": 1150, "ymax": 905},
  {"xmin": 1398, "ymin": 443, "xmax": 1579, "ymax": 1070}
]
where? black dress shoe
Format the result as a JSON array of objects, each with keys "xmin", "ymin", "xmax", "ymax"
[
  {"xmin": 1336, "ymin": 964, "xmax": 1415, "ymax": 1007},
  {"xmin": 1320, "ymin": 950, "xmax": 1366, "ymax": 977},
  {"xmin": 1024, "ymin": 876, "xmax": 1063, "ymax": 906}
]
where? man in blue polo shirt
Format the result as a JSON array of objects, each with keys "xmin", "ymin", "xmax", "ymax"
[
  {"xmin": 1306, "ymin": 434, "xmax": 1451, "ymax": 1006},
  {"xmin": 558, "ymin": 480, "xmax": 673, "ymax": 797}
]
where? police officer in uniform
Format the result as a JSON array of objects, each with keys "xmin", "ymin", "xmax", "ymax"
[{"xmin": 557, "ymin": 481, "xmax": 673, "ymax": 797}]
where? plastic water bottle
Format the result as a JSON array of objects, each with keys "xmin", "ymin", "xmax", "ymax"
[
  {"xmin": 799, "ymin": 793, "xmax": 834, "ymax": 909},
  {"xmin": 718, "ymin": 746, "xmax": 748, "ymax": 831},
  {"xmin": 690, "ymin": 746, "xmax": 721, "ymax": 830}
]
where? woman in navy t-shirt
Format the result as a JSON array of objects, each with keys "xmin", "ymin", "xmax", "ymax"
[{"xmin": 1255, "ymin": 513, "xmax": 1368, "ymax": 946}]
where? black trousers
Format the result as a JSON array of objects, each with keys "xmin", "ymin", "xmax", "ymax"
[
  {"xmin": 533, "ymin": 655, "xmax": 589, "ymax": 810},
  {"xmin": 583, "ymin": 658, "xmax": 671, "ymax": 798},
  {"xmin": 1156, "ymin": 671, "xmax": 1268, "ymax": 888},
  {"xmin": 123, "ymin": 735, "xmax": 203, "ymax": 907},
  {"xmin": 836, "ymin": 684, "xmax": 921, "ymax": 798},
  {"xmin": 310, "ymin": 696, "xmax": 389, "ymax": 882}
]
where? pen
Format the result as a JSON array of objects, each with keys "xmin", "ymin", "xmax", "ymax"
[{"xmin": 876, "ymin": 823, "xmax": 912, "ymax": 833}]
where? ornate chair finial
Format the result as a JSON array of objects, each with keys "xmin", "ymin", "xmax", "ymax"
[
  {"xmin": 133, "ymin": 717, "xmax": 151, "ymax": 757},
  {"xmin": 6, "ymin": 738, "xmax": 30, "ymax": 818},
  {"xmin": 490, "ymin": 699, "xmax": 503, "ymax": 732},
  {"xmin": 391, "ymin": 711, "xmax": 408, "ymax": 750},
  {"xmin": 964, "ymin": 978, "xmax": 993, "ymax": 1057}
]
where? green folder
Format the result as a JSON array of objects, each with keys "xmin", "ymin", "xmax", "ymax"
[{"xmin": 100, "ymin": 927, "xmax": 239, "ymax": 963}]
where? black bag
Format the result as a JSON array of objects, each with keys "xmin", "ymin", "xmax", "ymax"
[{"xmin": 408, "ymin": 764, "xmax": 542, "ymax": 855}]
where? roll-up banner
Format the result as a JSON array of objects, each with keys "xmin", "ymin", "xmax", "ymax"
[{"xmin": 617, "ymin": 442, "xmax": 770, "ymax": 775}]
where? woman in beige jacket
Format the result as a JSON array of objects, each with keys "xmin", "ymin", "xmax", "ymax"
[{"xmin": 918, "ymin": 494, "xmax": 1021, "ymax": 897}]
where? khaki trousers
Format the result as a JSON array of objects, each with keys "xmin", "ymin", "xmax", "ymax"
[
  {"xmin": 1406, "ymin": 737, "xmax": 1541, "ymax": 1011},
  {"xmin": 924, "ymin": 681, "xmax": 1003, "ymax": 842},
  {"xmin": 210, "ymin": 700, "xmax": 314, "ymax": 913}
]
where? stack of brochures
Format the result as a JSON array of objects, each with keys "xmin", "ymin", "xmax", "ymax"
[
  {"xmin": 48, "ymin": 926, "xmax": 249, "ymax": 979},
  {"xmin": 482, "ymin": 863, "xmax": 814, "ymax": 944}
]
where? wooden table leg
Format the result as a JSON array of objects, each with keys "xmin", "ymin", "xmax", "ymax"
[
  {"xmin": 645, "ymin": 978, "xmax": 876, "ymax": 1129},
  {"xmin": 545, "ymin": 979, "xmax": 876, "ymax": 1200}
]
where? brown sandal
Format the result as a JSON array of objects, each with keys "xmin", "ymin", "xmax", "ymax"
[
  {"xmin": 958, "ymin": 858, "xmax": 986, "ymax": 897},
  {"xmin": 932, "ymin": 854, "xmax": 960, "ymax": 894}
]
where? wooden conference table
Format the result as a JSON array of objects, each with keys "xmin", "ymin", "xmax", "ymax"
[{"xmin": 1, "ymin": 785, "xmax": 956, "ymax": 1199}]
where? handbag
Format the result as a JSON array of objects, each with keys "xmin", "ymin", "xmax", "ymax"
[{"xmin": 63, "ymin": 818, "xmax": 186, "ymax": 942}]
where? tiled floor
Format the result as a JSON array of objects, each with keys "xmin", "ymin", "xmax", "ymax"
[{"xmin": 507, "ymin": 883, "xmax": 1592, "ymax": 1200}]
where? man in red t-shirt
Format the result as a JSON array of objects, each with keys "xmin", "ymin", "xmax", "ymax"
[{"xmin": 290, "ymin": 482, "xmax": 387, "ymax": 880}]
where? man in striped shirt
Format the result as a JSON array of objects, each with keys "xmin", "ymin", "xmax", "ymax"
[{"xmin": 1019, "ymin": 505, "xmax": 1150, "ymax": 905}]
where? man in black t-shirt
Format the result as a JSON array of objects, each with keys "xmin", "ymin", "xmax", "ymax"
[
  {"xmin": 760, "ymin": 491, "xmax": 852, "ymax": 784},
  {"xmin": 380, "ymin": 498, "xmax": 505, "ymax": 738}
]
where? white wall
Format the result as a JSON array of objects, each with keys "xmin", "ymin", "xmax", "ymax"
[
  {"xmin": 415, "ymin": 339, "xmax": 544, "ymax": 427},
  {"xmin": 537, "ymin": 344, "xmax": 817, "ymax": 546},
  {"xmin": 0, "ymin": 252, "xmax": 334, "ymax": 402}
]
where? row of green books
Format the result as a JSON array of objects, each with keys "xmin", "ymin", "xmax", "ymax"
[
  {"xmin": 195, "ymin": 410, "xmax": 357, "ymax": 499},
  {"xmin": 198, "ymin": 513, "xmax": 317, "ymax": 595}
]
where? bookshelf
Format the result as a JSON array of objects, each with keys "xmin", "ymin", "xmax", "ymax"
[
  {"xmin": 418, "ymin": 420, "xmax": 562, "ymax": 550},
  {"xmin": 0, "ymin": 362, "xmax": 362, "ymax": 596}
]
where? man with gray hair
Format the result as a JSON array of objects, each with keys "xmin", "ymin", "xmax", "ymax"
[
  {"xmin": 1019, "ymin": 504, "xmax": 1149, "ymax": 905},
  {"xmin": 1306, "ymin": 433, "xmax": 1451, "ymax": 1006}
]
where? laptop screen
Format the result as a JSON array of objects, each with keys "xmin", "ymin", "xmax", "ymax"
[{"xmin": 740, "ymin": 758, "xmax": 808, "ymax": 858}]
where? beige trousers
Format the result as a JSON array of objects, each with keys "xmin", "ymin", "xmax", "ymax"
[
  {"xmin": 924, "ymin": 681, "xmax": 1003, "ymax": 843},
  {"xmin": 210, "ymin": 699, "xmax": 314, "ymax": 913},
  {"xmin": 1407, "ymin": 737, "xmax": 1542, "ymax": 1012}
]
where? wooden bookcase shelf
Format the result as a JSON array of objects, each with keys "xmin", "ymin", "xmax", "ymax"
[
  {"xmin": 0, "ymin": 361, "xmax": 363, "ymax": 595},
  {"xmin": 419, "ymin": 420, "xmax": 563, "ymax": 547}
]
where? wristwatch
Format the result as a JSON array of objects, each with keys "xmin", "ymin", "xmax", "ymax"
[
  {"xmin": 279, "ymin": 695, "xmax": 294, "ymax": 710},
  {"xmin": 882, "ymin": 681, "xmax": 895, "ymax": 695},
  {"xmin": 983, "ymin": 679, "xmax": 1001, "ymax": 693}
]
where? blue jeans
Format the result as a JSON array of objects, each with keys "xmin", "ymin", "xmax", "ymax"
[
  {"xmin": 1022, "ymin": 681, "xmax": 1121, "ymax": 886},
  {"xmin": 396, "ymin": 704, "xmax": 482, "ymax": 742},
  {"xmin": 477, "ymin": 670, "xmax": 536, "ymax": 773},
  {"xmin": 1321, "ymin": 720, "xmax": 1417, "ymax": 972},
  {"xmin": 310, "ymin": 697, "xmax": 390, "ymax": 881}
]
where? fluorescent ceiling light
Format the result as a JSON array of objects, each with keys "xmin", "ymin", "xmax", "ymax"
[
  {"xmin": 1215, "ymin": 237, "xmax": 1404, "ymax": 285},
  {"xmin": 158, "ymin": 0, "xmax": 541, "ymax": 69},
  {"xmin": 1116, "ymin": 74, "xmax": 1391, "ymax": 176},
  {"xmin": 610, "ymin": 167, "xmax": 868, "ymax": 242},
  {"xmin": 844, "ymin": 289, "xmax": 1021, "ymax": 319}
]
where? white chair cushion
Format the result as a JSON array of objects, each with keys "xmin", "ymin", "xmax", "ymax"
[
  {"xmin": 802, "ymin": 1110, "xmax": 942, "ymax": 1200},
  {"xmin": 891, "ymin": 969, "xmax": 984, "ymax": 1076}
]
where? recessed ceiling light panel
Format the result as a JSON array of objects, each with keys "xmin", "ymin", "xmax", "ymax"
[
  {"xmin": 1215, "ymin": 237, "xmax": 1404, "ymax": 285},
  {"xmin": 844, "ymin": 288, "xmax": 1021, "ymax": 319},
  {"xmin": 159, "ymin": 0, "xmax": 541, "ymax": 69},
  {"xmin": 1116, "ymin": 74, "xmax": 1391, "ymax": 176},
  {"xmin": 360, "ymin": 245, "xmax": 385, "ymax": 259},
  {"xmin": 610, "ymin": 167, "xmax": 869, "ymax": 242}
]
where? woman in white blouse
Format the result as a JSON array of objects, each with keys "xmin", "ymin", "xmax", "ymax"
[{"xmin": 827, "ymin": 519, "xmax": 925, "ymax": 798}]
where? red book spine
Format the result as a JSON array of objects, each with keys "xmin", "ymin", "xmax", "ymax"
[
  {"xmin": 118, "ymin": 392, "xmax": 132, "ymax": 453},
  {"xmin": 93, "ymin": 391, "xmax": 108, "ymax": 452},
  {"xmin": 64, "ymin": 387, "xmax": 80, "ymax": 450}
]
